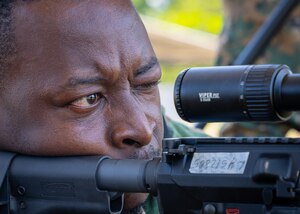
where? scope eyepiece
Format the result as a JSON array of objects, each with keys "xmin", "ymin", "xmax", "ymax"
[{"xmin": 174, "ymin": 64, "xmax": 300, "ymax": 122}]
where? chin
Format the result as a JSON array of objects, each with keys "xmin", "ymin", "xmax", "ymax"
[{"xmin": 123, "ymin": 192, "xmax": 149, "ymax": 211}]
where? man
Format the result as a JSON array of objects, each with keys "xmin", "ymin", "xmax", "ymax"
[
  {"xmin": 0, "ymin": 0, "xmax": 205, "ymax": 213},
  {"xmin": 0, "ymin": 0, "xmax": 163, "ymax": 212}
]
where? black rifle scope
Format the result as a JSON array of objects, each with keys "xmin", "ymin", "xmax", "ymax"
[{"xmin": 174, "ymin": 64, "xmax": 300, "ymax": 122}]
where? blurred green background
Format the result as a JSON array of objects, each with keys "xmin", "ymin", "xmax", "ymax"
[
  {"xmin": 132, "ymin": 0, "xmax": 224, "ymax": 83},
  {"xmin": 133, "ymin": 0, "xmax": 223, "ymax": 34}
]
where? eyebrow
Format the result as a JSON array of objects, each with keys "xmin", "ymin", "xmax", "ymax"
[
  {"xmin": 60, "ymin": 57, "xmax": 159, "ymax": 89},
  {"xmin": 135, "ymin": 57, "xmax": 159, "ymax": 76},
  {"xmin": 62, "ymin": 76, "xmax": 105, "ymax": 89}
]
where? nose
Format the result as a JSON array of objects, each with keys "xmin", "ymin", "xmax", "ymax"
[{"xmin": 109, "ymin": 99, "xmax": 155, "ymax": 149}]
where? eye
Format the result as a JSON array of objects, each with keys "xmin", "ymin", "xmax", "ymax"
[
  {"xmin": 70, "ymin": 93, "xmax": 101, "ymax": 108},
  {"xmin": 136, "ymin": 80, "xmax": 160, "ymax": 90}
]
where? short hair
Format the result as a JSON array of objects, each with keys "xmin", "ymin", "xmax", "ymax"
[{"xmin": 0, "ymin": 0, "xmax": 16, "ymax": 84}]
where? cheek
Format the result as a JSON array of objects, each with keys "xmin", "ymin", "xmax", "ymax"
[
  {"xmin": 142, "ymin": 90, "xmax": 164, "ymax": 142},
  {"xmin": 145, "ymin": 90, "xmax": 163, "ymax": 127},
  {"xmin": 48, "ymin": 119, "xmax": 111, "ymax": 156},
  {"xmin": 15, "ymin": 113, "xmax": 111, "ymax": 156},
  {"xmin": 135, "ymin": 88, "xmax": 161, "ymax": 114}
]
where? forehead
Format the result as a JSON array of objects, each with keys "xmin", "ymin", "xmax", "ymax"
[
  {"xmin": 12, "ymin": 0, "xmax": 154, "ymax": 78},
  {"xmin": 14, "ymin": 0, "xmax": 139, "ymax": 35}
]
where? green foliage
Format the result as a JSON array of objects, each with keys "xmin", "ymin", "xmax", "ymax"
[
  {"xmin": 160, "ymin": 62, "xmax": 211, "ymax": 83},
  {"xmin": 132, "ymin": 0, "xmax": 223, "ymax": 83},
  {"xmin": 132, "ymin": 0, "xmax": 223, "ymax": 34}
]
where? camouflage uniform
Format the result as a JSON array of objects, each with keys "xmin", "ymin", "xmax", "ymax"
[{"xmin": 216, "ymin": 0, "xmax": 300, "ymax": 137}]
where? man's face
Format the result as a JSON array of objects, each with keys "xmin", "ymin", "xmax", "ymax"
[
  {"xmin": 0, "ymin": 0, "xmax": 163, "ymax": 210},
  {"xmin": 0, "ymin": 2, "xmax": 163, "ymax": 160}
]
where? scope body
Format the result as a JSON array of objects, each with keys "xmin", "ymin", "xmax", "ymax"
[{"xmin": 174, "ymin": 64, "xmax": 300, "ymax": 122}]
